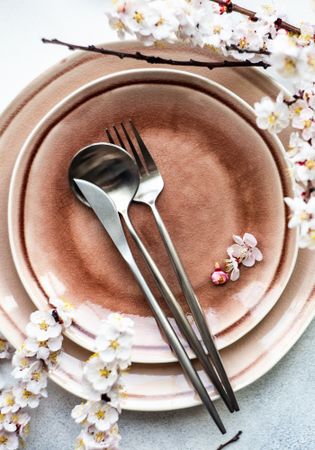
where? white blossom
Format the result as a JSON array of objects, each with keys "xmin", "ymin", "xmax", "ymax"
[
  {"xmin": 0, "ymin": 339, "xmax": 11, "ymax": 360},
  {"xmin": 0, "ymin": 391, "xmax": 19, "ymax": 415},
  {"xmin": 14, "ymin": 386, "xmax": 46, "ymax": 409},
  {"xmin": 83, "ymin": 356, "xmax": 118, "ymax": 394},
  {"xmin": 0, "ymin": 431, "xmax": 19, "ymax": 450},
  {"xmin": 292, "ymin": 143, "xmax": 315, "ymax": 181},
  {"xmin": 228, "ymin": 233, "xmax": 263, "ymax": 267},
  {"xmin": 71, "ymin": 402, "xmax": 92, "ymax": 425},
  {"xmin": 285, "ymin": 197, "xmax": 315, "ymax": 233},
  {"xmin": 49, "ymin": 298, "xmax": 73, "ymax": 329},
  {"xmin": 225, "ymin": 255, "xmax": 240, "ymax": 281},
  {"xmin": 24, "ymin": 335, "xmax": 63, "ymax": 361},
  {"xmin": 255, "ymin": 94, "xmax": 290, "ymax": 133},
  {"xmin": 95, "ymin": 324, "xmax": 132, "ymax": 369},
  {"xmin": 25, "ymin": 311, "xmax": 62, "ymax": 341},
  {"xmin": 87, "ymin": 401, "xmax": 119, "ymax": 432}
]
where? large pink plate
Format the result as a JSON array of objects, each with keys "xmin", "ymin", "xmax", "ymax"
[
  {"xmin": 8, "ymin": 67, "xmax": 297, "ymax": 362},
  {"xmin": 0, "ymin": 42, "xmax": 313, "ymax": 410}
]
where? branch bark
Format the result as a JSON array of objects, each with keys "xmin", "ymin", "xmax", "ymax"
[
  {"xmin": 210, "ymin": 0, "xmax": 301, "ymax": 34},
  {"xmin": 42, "ymin": 38, "xmax": 270, "ymax": 70}
]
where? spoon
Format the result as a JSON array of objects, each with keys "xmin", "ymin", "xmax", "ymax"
[{"xmin": 69, "ymin": 143, "xmax": 234, "ymax": 413}]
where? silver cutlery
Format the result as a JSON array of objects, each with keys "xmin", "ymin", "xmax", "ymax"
[
  {"xmin": 106, "ymin": 121, "xmax": 239, "ymax": 412},
  {"xmin": 69, "ymin": 142, "xmax": 234, "ymax": 412},
  {"xmin": 72, "ymin": 177, "xmax": 226, "ymax": 433}
]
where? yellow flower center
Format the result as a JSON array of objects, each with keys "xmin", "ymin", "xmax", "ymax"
[
  {"xmin": 75, "ymin": 438, "xmax": 84, "ymax": 450},
  {"xmin": 39, "ymin": 321, "xmax": 48, "ymax": 331},
  {"xmin": 238, "ymin": 37, "xmax": 247, "ymax": 49},
  {"xmin": 0, "ymin": 340, "xmax": 6, "ymax": 351},
  {"xmin": 99, "ymin": 368, "xmax": 111, "ymax": 378},
  {"xmin": 299, "ymin": 211, "xmax": 311, "ymax": 221},
  {"xmin": 23, "ymin": 389, "xmax": 33, "ymax": 399},
  {"xmin": 95, "ymin": 409, "xmax": 105, "ymax": 420},
  {"xmin": 304, "ymin": 119, "xmax": 312, "ymax": 128},
  {"xmin": 20, "ymin": 358, "xmax": 29, "ymax": 368},
  {"xmin": 48, "ymin": 351, "xmax": 59, "ymax": 364},
  {"xmin": 95, "ymin": 432, "xmax": 106, "ymax": 443},
  {"xmin": 39, "ymin": 340, "xmax": 47, "ymax": 347},
  {"xmin": 310, "ymin": 230, "xmax": 315, "ymax": 240},
  {"xmin": 11, "ymin": 414, "xmax": 19, "ymax": 424},
  {"xmin": 110, "ymin": 340, "xmax": 120, "ymax": 350},
  {"xmin": 307, "ymin": 55, "xmax": 315, "ymax": 68},
  {"xmin": 0, "ymin": 435, "xmax": 8, "ymax": 445},
  {"xmin": 114, "ymin": 20, "xmax": 125, "ymax": 31},
  {"xmin": 305, "ymin": 159, "xmax": 315, "ymax": 169},
  {"xmin": 133, "ymin": 11, "xmax": 144, "ymax": 23},
  {"xmin": 155, "ymin": 17, "xmax": 164, "ymax": 26},
  {"xmin": 284, "ymin": 57, "xmax": 296, "ymax": 74},
  {"xmin": 213, "ymin": 25, "xmax": 222, "ymax": 34},
  {"xmin": 294, "ymin": 106, "xmax": 302, "ymax": 116},
  {"xmin": 6, "ymin": 394, "xmax": 15, "ymax": 406},
  {"xmin": 268, "ymin": 113, "xmax": 278, "ymax": 125},
  {"xmin": 32, "ymin": 371, "xmax": 41, "ymax": 382},
  {"xmin": 0, "ymin": 414, "xmax": 5, "ymax": 423}
]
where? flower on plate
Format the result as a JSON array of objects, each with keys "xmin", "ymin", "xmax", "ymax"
[
  {"xmin": 49, "ymin": 298, "xmax": 73, "ymax": 329},
  {"xmin": 0, "ymin": 431, "xmax": 19, "ymax": 450},
  {"xmin": 14, "ymin": 386, "xmax": 46, "ymax": 409},
  {"xmin": 225, "ymin": 255, "xmax": 240, "ymax": 281},
  {"xmin": 0, "ymin": 391, "xmax": 19, "ymax": 415},
  {"xmin": 106, "ymin": 313, "xmax": 134, "ymax": 336},
  {"xmin": 255, "ymin": 93, "xmax": 290, "ymax": 133},
  {"xmin": 86, "ymin": 401, "xmax": 118, "ymax": 432},
  {"xmin": 95, "ymin": 324, "xmax": 133, "ymax": 369},
  {"xmin": 83, "ymin": 356, "xmax": 118, "ymax": 394},
  {"xmin": 25, "ymin": 311, "xmax": 62, "ymax": 341},
  {"xmin": 24, "ymin": 335, "xmax": 63, "ymax": 361},
  {"xmin": 12, "ymin": 351, "xmax": 37, "ymax": 382},
  {"xmin": 228, "ymin": 233, "xmax": 263, "ymax": 267}
]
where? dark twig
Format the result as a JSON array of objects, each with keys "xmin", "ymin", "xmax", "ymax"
[
  {"xmin": 210, "ymin": 0, "xmax": 301, "ymax": 34},
  {"xmin": 216, "ymin": 431, "xmax": 243, "ymax": 450},
  {"xmin": 42, "ymin": 38, "xmax": 270, "ymax": 70}
]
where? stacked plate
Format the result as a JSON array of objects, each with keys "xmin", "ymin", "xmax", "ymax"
[{"xmin": 1, "ymin": 42, "xmax": 314, "ymax": 411}]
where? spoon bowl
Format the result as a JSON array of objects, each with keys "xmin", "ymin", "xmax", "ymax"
[{"xmin": 69, "ymin": 142, "xmax": 139, "ymax": 212}]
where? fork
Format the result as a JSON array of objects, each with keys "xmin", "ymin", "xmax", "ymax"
[{"xmin": 106, "ymin": 121, "xmax": 239, "ymax": 412}]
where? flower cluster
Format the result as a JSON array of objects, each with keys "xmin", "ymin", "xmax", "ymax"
[
  {"xmin": 72, "ymin": 313, "xmax": 134, "ymax": 450},
  {"xmin": 0, "ymin": 298, "xmax": 72, "ymax": 449},
  {"xmin": 211, "ymin": 233, "xmax": 263, "ymax": 285},
  {"xmin": 107, "ymin": 0, "xmax": 315, "ymax": 249},
  {"xmin": 255, "ymin": 89, "xmax": 315, "ymax": 248}
]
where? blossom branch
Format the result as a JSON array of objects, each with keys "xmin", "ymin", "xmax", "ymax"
[
  {"xmin": 210, "ymin": 0, "xmax": 301, "ymax": 34},
  {"xmin": 42, "ymin": 38, "xmax": 270, "ymax": 70}
]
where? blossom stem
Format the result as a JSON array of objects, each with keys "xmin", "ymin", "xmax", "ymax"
[
  {"xmin": 216, "ymin": 430, "xmax": 243, "ymax": 449},
  {"xmin": 210, "ymin": 0, "xmax": 301, "ymax": 34},
  {"xmin": 42, "ymin": 38, "xmax": 270, "ymax": 70}
]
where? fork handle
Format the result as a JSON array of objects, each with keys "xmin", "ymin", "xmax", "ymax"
[
  {"xmin": 149, "ymin": 202, "xmax": 239, "ymax": 412},
  {"xmin": 125, "ymin": 248, "xmax": 226, "ymax": 433}
]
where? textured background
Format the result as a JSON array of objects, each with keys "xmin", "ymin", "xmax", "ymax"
[{"xmin": 1, "ymin": 1, "xmax": 315, "ymax": 449}]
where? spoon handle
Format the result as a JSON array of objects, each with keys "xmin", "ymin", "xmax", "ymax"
[
  {"xmin": 74, "ymin": 179, "xmax": 225, "ymax": 433},
  {"xmin": 149, "ymin": 202, "xmax": 239, "ymax": 412}
]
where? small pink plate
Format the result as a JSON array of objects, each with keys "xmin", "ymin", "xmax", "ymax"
[{"xmin": 8, "ymin": 68, "xmax": 297, "ymax": 363}]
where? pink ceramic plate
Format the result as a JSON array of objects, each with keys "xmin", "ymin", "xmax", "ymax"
[
  {"xmin": 0, "ymin": 42, "xmax": 313, "ymax": 409},
  {"xmin": 8, "ymin": 68, "xmax": 297, "ymax": 363}
]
